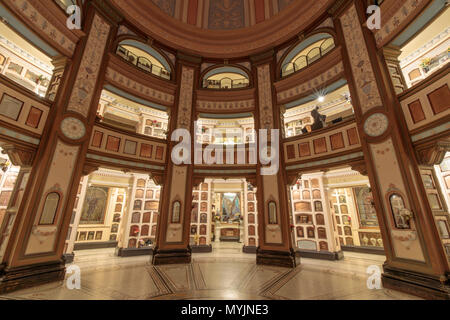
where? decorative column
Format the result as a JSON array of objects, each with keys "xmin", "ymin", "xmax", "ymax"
[
  {"xmin": 0, "ymin": 1, "xmax": 120, "ymax": 293},
  {"xmin": 334, "ymin": 0, "xmax": 449, "ymax": 299},
  {"xmin": 152, "ymin": 53, "xmax": 200, "ymax": 265},
  {"xmin": 251, "ymin": 51, "xmax": 299, "ymax": 268},
  {"xmin": 382, "ymin": 45, "xmax": 407, "ymax": 94}
]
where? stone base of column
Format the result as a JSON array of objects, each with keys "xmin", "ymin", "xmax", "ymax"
[
  {"xmin": 297, "ymin": 249, "xmax": 344, "ymax": 261},
  {"xmin": 0, "ymin": 260, "xmax": 65, "ymax": 294},
  {"xmin": 243, "ymin": 245, "xmax": 257, "ymax": 253},
  {"xmin": 382, "ymin": 264, "xmax": 450, "ymax": 300},
  {"xmin": 256, "ymin": 248, "xmax": 300, "ymax": 268},
  {"xmin": 151, "ymin": 247, "xmax": 192, "ymax": 265}
]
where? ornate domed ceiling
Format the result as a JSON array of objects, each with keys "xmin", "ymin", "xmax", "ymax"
[{"xmin": 110, "ymin": 0, "xmax": 334, "ymax": 58}]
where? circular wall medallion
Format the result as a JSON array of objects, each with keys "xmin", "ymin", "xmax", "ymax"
[
  {"xmin": 60, "ymin": 117, "xmax": 86, "ymax": 140},
  {"xmin": 363, "ymin": 113, "xmax": 389, "ymax": 137}
]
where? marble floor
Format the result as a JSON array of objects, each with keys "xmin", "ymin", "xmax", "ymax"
[{"xmin": 0, "ymin": 243, "xmax": 421, "ymax": 300}]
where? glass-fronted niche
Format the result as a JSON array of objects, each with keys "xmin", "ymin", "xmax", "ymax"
[{"xmin": 0, "ymin": 21, "xmax": 54, "ymax": 97}]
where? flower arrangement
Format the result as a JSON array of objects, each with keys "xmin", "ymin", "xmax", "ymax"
[{"xmin": 420, "ymin": 58, "xmax": 432, "ymax": 69}]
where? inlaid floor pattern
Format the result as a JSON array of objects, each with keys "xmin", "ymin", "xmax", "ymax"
[{"xmin": 0, "ymin": 244, "xmax": 420, "ymax": 300}]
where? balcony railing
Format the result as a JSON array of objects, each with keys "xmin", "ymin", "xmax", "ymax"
[
  {"xmin": 202, "ymin": 77, "xmax": 250, "ymax": 90},
  {"xmin": 116, "ymin": 45, "xmax": 171, "ymax": 80},
  {"xmin": 281, "ymin": 38, "xmax": 335, "ymax": 78}
]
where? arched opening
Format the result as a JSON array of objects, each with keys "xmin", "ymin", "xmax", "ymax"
[
  {"xmin": 116, "ymin": 40, "xmax": 172, "ymax": 80},
  {"xmin": 281, "ymin": 33, "xmax": 336, "ymax": 77},
  {"xmin": 202, "ymin": 66, "xmax": 250, "ymax": 89}
]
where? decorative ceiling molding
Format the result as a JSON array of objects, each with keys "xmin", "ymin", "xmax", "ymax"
[{"xmin": 110, "ymin": 0, "xmax": 334, "ymax": 58}]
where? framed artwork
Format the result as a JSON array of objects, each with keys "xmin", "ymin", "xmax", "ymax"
[
  {"xmin": 248, "ymin": 214, "xmax": 255, "ymax": 224},
  {"xmin": 339, "ymin": 195, "xmax": 346, "ymax": 203},
  {"xmin": 117, "ymin": 195, "xmax": 124, "ymax": 202},
  {"xmin": 78, "ymin": 232, "xmax": 87, "ymax": 241},
  {"xmin": 156, "ymin": 190, "xmax": 160, "ymax": 199},
  {"xmin": 248, "ymin": 225, "xmax": 255, "ymax": 236},
  {"xmin": 113, "ymin": 214, "xmax": 121, "ymax": 223},
  {"xmin": 248, "ymin": 202, "xmax": 255, "ymax": 212},
  {"xmin": 114, "ymin": 203, "xmax": 122, "ymax": 212},
  {"xmin": 353, "ymin": 187, "xmax": 379, "ymax": 228},
  {"xmin": 0, "ymin": 93, "xmax": 24, "ymax": 121},
  {"xmin": 151, "ymin": 225, "xmax": 156, "ymax": 236},
  {"xmin": 111, "ymin": 224, "xmax": 119, "ymax": 233},
  {"xmin": 296, "ymin": 226, "xmax": 304, "ymax": 237},
  {"xmin": 220, "ymin": 193, "xmax": 241, "ymax": 221},
  {"xmin": 199, "ymin": 224, "xmax": 207, "ymax": 235},
  {"xmin": 201, "ymin": 192, "xmax": 208, "ymax": 200},
  {"xmin": 247, "ymin": 193, "xmax": 254, "ymax": 201},
  {"xmin": 80, "ymin": 187, "xmax": 109, "ymax": 224},
  {"xmin": 200, "ymin": 213, "xmax": 207, "ymax": 223},
  {"xmin": 128, "ymin": 238, "xmax": 137, "ymax": 248},
  {"xmin": 87, "ymin": 231, "xmax": 95, "ymax": 240},
  {"xmin": 193, "ymin": 193, "xmax": 199, "ymax": 200},
  {"xmin": 200, "ymin": 202, "xmax": 207, "ymax": 212},
  {"xmin": 190, "ymin": 225, "xmax": 197, "ymax": 235},
  {"xmin": 152, "ymin": 213, "xmax": 158, "ymax": 223},
  {"xmin": 110, "ymin": 234, "xmax": 117, "ymax": 241},
  {"xmin": 248, "ymin": 238, "xmax": 256, "ymax": 246},
  {"xmin": 340, "ymin": 204, "xmax": 348, "ymax": 214},
  {"xmin": 146, "ymin": 189, "xmax": 154, "ymax": 198}
]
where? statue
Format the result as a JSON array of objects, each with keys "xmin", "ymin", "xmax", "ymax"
[{"xmin": 310, "ymin": 106, "xmax": 327, "ymax": 131}]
